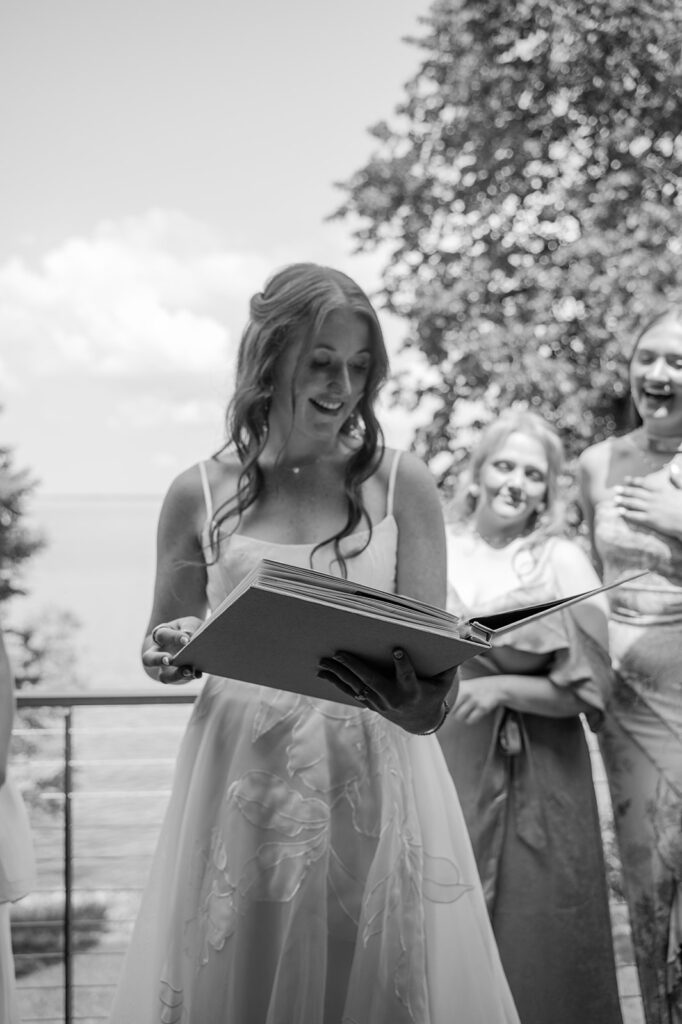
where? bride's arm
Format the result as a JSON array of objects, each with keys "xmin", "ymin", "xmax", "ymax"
[
  {"xmin": 141, "ymin": 466, "xmax": 209, "ymax": 683},
  {"xmin": 393, "ymin": 451, "xmax": 448, "ymax": 608}
]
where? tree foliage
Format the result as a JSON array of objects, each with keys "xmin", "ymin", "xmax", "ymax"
[
  {"xmin": 333, "ymin": 0, "xmax": 682, "ymax": 482},
  {"xmin": 0, "ymin": 421, "xmax": 81, "ymax": 691},
  {"xmin": 0, "ymin": 441, "xmax": 44, "ymax": 603}
]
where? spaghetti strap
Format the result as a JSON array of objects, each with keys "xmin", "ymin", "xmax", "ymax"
[
  {"xmin": 386, "ymin": 450, "xmax": 402, "ymax": 517},
  {"xmin": 197, "ymin": 461, "xmax": 214, "ymax": 523}
]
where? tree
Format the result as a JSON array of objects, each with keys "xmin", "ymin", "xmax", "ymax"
[
  {"xmin": 0, "ymin": 441, "xmax": 44, "ymax": 605},
  {"xmin": 0, "ymin": 426, "xmax": 81, "ymax": 690},
  {"xmin": 0, "ymin": 426, "xmax": 82, "ymax": 819},
  {"xmin": 333, "ymin": 0, "xmax": 682, "ymax": 484}
]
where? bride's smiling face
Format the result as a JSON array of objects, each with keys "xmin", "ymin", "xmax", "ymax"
[{"xmin": 268, "ymin": 309, "xmax": 373, "ymax": 448}]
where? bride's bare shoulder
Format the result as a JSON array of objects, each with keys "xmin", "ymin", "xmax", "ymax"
[{"xmin": 160, "ymin": 454, "xmax": 241, "ymax": 528}]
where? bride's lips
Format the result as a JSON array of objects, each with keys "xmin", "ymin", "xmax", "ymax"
[{"xmin": 310, "ymin": 397, "xmax": 344, "ymax": 415}]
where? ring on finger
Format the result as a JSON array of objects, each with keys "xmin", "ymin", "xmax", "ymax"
[{"xmin": 152, "ymin": 623, "xmax": 168, "ymax": 646}]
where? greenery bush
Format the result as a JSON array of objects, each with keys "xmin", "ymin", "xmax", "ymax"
[{"xmin": 11, "ymin": 890, "xmax": 109, "ymax": 978}]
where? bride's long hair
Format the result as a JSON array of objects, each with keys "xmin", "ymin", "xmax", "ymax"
[{"xmin": 209, "ymin": 263, "xmax": 389, "ymax": 573}]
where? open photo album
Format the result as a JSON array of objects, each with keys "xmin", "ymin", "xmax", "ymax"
[{"xmin": 172, "ymin": 558, "xmax": 645, "ymax": 705}]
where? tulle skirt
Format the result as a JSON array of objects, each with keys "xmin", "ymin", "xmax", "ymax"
[{"xmin": 109, "ymin": 677, "xmax": 519, "ymax": 1024}]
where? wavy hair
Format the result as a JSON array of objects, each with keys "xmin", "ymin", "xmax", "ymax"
[
  {"xmin": 448, "ymin": 409, "xmax": 567, "ymax": 551},
  {"xmin": 210, "ymin": 263, "xmax": 388, "ymax": 572}
]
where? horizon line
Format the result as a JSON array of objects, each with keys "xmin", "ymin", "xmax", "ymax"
[{"xmin": 36, "ymin": 492, "xmax": 164, "ymax": 500}]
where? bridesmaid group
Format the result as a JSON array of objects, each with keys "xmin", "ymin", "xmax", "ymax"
[{"xmin": 439, "ymin": 308, "xmax": 682, "ymax": 1024}]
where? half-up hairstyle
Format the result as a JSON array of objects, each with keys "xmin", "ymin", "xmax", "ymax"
[{"xmin": 209, "ymin": 263, "xmax": 389, "ymax": 573}]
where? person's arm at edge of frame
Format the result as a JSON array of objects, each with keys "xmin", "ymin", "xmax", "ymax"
[
  {"xmin": 0, "ymin": 627, "xmax": 15, "ymax": 788},
  {"xmin": 141, "ymin": 467, "xmax": 209, "ymax": 684}
]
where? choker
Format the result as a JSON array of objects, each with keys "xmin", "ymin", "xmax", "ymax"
[{"xmin": 629, "ymin": 428, "xmax": 682, "ymax": 456}]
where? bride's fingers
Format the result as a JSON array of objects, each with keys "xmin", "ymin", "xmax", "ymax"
[
  {"xmin": 390, "ymin": 648, "xmax": 422, "ymax": 705},
  {"xmin": 333, "ymin": 649, "xmax": 418, "ymax": 710},
  {"xmin": 317, "ymin": 668, "xmax": 370, "ymax": 704},
  {"xmin": 317, "ymin": 655, "xmax": 385, "ymax": 709}
]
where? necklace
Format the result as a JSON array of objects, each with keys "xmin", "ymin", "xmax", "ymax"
[
  {"xmin": 275, "ymin": 457, "xmax": 322, "ymax": 476},
  {"xmin": 625, "ymin": 428, "xmax": 682, "ymax": 471}
]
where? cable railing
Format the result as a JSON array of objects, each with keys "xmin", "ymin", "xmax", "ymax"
[
  {"xmin": 10, "ymin": 690, "xmax": 644, "ymax": 1024},
  {"xmin": 12, "ymin": 689, "xmax": 199, "ymax": 1024}
]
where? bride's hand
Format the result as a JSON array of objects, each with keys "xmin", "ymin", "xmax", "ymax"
[
  {"xmin": 317, "ymin": 648, "xmax": 457, "ymax": 734},
  {"xmin": 143, "ymin": 617, "xmax": 204, "ymax": 684}
]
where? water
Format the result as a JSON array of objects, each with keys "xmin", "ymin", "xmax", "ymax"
[{"xmin": 15, "ymin": 494, "xmax": 164, "ymax": 691}]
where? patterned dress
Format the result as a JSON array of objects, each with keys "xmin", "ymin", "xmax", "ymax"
[
  {"xmin": 595, "ymin": 498, "xmax": 682, "ymax": 1024},
  {"xmin": 108, "ymin": 455, "xmax": 520, "ymax": 1024},
  {"xmin": 438, "ymin": 531, "xmax": 623, "ymax": 1024}
]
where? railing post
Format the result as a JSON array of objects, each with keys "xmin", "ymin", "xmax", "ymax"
[{"xmin": 63, "ymin": 707, "xmax": 73, "ymax": 1024}]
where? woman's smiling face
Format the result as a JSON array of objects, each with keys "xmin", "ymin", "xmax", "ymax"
[
  {"xmin": 630, "ymin": 317, "xmax": 682, "ymax": 438},
  {"xmin": 475, "ymin": 431, "xmax": 549, "ymax": 538}
]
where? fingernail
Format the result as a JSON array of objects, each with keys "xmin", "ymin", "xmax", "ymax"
[
  {"xmin": 162, "ymin": 655, "xmax": 171, "ymax": 666},
  {"xmin": 179, "ymin": 634, "xmax": 190, "ymax": 646},
  {"xmin": 393, "ymin": 648, "xmax": 404, "ymax": 660},
  {"xmin": 182, "ymin": 668, "xmax": 193, "ymax": 678}
]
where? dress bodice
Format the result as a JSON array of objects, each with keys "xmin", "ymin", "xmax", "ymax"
[
  {"xmin": 594, "ymin": 498, "xmax": 682, "ymax": 625},
  {"xmin": 203, "ymin": 516, "xmax": 398, "ymax": 612},
  {"xmin": 197, "ymin": 457, "xmax": 400, "ymax": 613}
]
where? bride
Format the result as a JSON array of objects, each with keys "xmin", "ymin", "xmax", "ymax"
[{"xmin": 108, "ymin": 263, "xmax": 519, "ymax": 1024}]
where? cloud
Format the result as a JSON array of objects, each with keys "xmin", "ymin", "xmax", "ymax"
[
  {"xmin": 106, "ymin": 394, "xmax": 225, "ymax": 431},
  {"xmin": 0, "ymin": 211, "xmax": 422, "ymax": 494},
  {"xmin": 0, "ymin": 209, "xmax": 273, "ymax": 380}
]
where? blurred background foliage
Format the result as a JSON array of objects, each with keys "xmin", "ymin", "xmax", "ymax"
[
  {"xmin": 0, "ymin": 432, "xmax": 81, "ymax": 690},
  {"xmin": 333, "ymin": 0, "xmax": 682, "ymax": 491}
]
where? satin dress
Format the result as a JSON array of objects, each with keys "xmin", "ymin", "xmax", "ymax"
[{"xmin": 595, "ymin": 496, "xmax": 682, "ymax": 1024}]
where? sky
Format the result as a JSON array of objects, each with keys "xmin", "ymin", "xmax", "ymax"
[{"xmin": 0, "ymin": 0, "xmax": 435, "ymax": 496}]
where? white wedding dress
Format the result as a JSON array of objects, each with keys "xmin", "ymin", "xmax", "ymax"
[{"xmin": 108, "ymin": 453, "xmax": 519, "ymax": 1024}]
